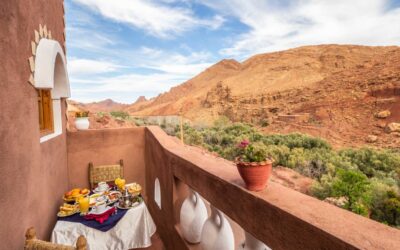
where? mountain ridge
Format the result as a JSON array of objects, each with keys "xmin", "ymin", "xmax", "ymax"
[
  {"xmin": 126, "ymin": 44, "xmax": 400, "ymax": 148},
  {"xmin": 67, "ymin": 99, "xmax": 130, "ymax": 113}
]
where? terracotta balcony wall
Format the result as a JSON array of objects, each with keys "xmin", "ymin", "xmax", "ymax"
[
  {"xmin": 67, "ymin": 128, "xmax": 147, "ymax": 195},
  {"xmin": 66, "ymin": 127, "xmax": 400, "ymax": 250}
]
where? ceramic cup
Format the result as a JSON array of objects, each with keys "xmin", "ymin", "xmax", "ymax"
[
  {"xmin": 97, "ymin": 182, "xmax": 108, "ymax": 191},
  {"xmin": 94, "ymin": 201, "xmax": 107, "ymax": 213},
  {"xmin": 96, "ymin": 196, "xmax": 107, "ymax": 203}
]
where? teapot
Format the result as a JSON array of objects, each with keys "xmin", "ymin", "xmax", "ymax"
[{"xmin": 119, "ymin": 188, "xmax": 132, "ymax": 208}]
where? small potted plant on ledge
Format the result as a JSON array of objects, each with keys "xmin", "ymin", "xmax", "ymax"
[
  {"xmin": 235, "ymin": 140, "xmax": 274, "ymax": 191},
  {"xmin": 75, "ymin": 111, "xmax": 90, "ymax": 130}
]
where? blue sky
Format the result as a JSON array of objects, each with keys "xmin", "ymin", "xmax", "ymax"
[{"xmin": 65, "ymin": 0, "xmax": 400, "ymax": 103}]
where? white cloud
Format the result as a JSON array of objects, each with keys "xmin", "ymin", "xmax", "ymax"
[
  {"xmin": 67, "ymin": 27, "xmax": 118, "ymax": 52},
  {"xmin": 200, "ymin": 0, "xmax": 400, "ymax": 57},
  {"xmin": 72, "ymin": 0, "xmax": 224, "ymax": 38},
  {"xmin": 68, "ymin": 58, "xmax": 123, "ymax": 75},
  {"xmin": 69, "ymin": 48, "xmax": 215, "ymax": 102},
  {"xmin": 72, "ymin": 73, "xmax": 184, "ymax": 93},
  {"xmin": 70, "ymin": 71, "xmax": 189, "ymax": 103},
  {"xmin": 67, "ymin": 0, "xmax": 400, "ymax": 103},
  {"xmin": 137, "ymin": 48, "xmax": 213, "ymax": 74}
]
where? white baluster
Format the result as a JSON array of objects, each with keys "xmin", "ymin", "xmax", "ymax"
[
  {"xmin": 154, "ymin": 178, "xmax": 161, "ymax": 209},
  {"xmin": 239, "ymin": 231, "xmax": 271, "ymax": 250},
  {"xmin": 200, "ymin": 206, "xmax": 234, "ymax": 250},
  {"xmin": 180, "ymin": 189, "xmax": 208, "ymax": 243}
]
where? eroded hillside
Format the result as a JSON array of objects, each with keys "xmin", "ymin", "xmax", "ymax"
[{"xmin": 127, "ymin": 45, "xmax": 400, "ymax": 148}]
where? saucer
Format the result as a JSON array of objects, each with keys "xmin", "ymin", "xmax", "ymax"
[
  {"xmin": 88, "ymin": 206, "xmax": 113, "ymax": 215},
  {"xmin": 93, "ymin": 186, "xmax": 111, "ymax": 194},
  {"xmin": 116, "ymin": 200, "xmax": 142, "ymax": 210}
]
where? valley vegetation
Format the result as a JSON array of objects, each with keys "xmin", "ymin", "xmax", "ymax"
[{"xmin": 165, "ymin": 117, "xmax": 400, "ymax": 228}]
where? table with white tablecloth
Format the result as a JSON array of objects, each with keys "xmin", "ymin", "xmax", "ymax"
[{"xmin": 51, "ymin": 202, "xmax": 156, "ymax": 250}]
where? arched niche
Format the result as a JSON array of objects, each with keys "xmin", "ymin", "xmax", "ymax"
[{"xmin": 34, "ymin": 39, "xmax": 70, "ymax": 142}]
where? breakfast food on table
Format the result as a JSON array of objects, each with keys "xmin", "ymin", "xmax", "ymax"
[
  {"xmin": 92, "ymin": 201, "xmax": 107, "ymax": 214},
  {"xmin": 58, "ymin": 203, "xmax": 79, "ymax": 217},
  {"xmin": 117, "ymin": 193, "xmax": 143, "ymax": 209},
  {"xmin": 78, "ymin": 196, "xmax": 90, "ymax": 214},
  {"xmin": 63, "ymin": 188, "xmax": 89, "ymax": 202},
  {"xmin": 107, "ymin": 191, "xmax": 121, "ymax": 204},
  {"xmin": 94, "ymin": 182, "xmax": 110, "ymax": 193},
  {"xmin": 59, "ymin": 181, "xmax": 140, "ymax": 216},
  {"xmin": 80, "ymin": 188, "xmax": 90, "ymax": 195},
  {"xmin": 126, "ymin": 183, "xmax": 142, "ymax": 196},
  {"xmin": 89, "ymin": 193, "xmax": 102, "ymax": 207},
  {"xmin": 115, "ymin": 178, "xmax": 126, "ymax": 190}
]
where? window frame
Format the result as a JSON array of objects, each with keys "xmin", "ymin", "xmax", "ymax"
[{"xmin": 38, "ymin": 89, "xmax": 54, "ymax": 136}]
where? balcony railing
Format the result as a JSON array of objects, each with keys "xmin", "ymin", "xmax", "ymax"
[{"xmin": 66, "ymin": 127, "xmax": 400, "ymax": 250}]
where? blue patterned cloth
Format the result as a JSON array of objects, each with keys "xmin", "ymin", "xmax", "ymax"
[{"xmin": 58, "ymin": 208, "xmax": 128, "ymax": 232}]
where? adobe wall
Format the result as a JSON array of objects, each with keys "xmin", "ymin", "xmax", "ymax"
[
  {"xmin": 67, "ymin": 128, "xmax": 147, "ymax": 196},
  {"xmin": 0, "ymin": 0, "xmax": 67, "ymax": 248}
]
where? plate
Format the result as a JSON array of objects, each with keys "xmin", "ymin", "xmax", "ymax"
[
  {"xmin": 57, "ymin": 210, "xmax": 79, "ymax": 217},
  {"xmin": 88, "ymin": 206, "xmax": 114, "ymax": 215},
  {"xmin": 107, "ymin": 191, "xmax": 122, "ymax": 205},
  {"xmin": 89, "ymin": 193, "xmax": 105, "ymax": 207},
  {"xmin": 126, "ymin": 183, "xmax": 142, "ymax": 195},
  {"xmin": 63, "ymin": 193, "xmax": 89, "ymax": 203},
  {"xmin": 93, "ymin": 187, "xmax": 111, "ymax": 194},
  {"xmin": 116, "ymin": 200, "xmax": 142, "ymax": 210}
]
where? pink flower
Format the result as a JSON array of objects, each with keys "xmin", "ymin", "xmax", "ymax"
[{"xmin": 238, "ymin": 140, "xmax": 249, "ymax": 148}]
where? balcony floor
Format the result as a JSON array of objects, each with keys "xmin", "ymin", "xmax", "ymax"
[{"xmin": 136, "ymin": 232, "xmax": 164, "ymax": 250}]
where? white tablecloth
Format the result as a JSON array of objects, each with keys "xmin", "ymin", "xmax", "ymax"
[{"xmin": 51, "ymin": 202, "xmax": 156, "ymax": 250}]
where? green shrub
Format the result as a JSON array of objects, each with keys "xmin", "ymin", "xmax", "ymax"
[
  {"xmin": 164, "ymin": 122, "xmax": 400, "ymax": 226},
  {"xmin": 134, "ymin": 118, "xmax": 145, "ymax": 126},
  {"xmin": 311, "ymin": 174, "xmax": 335, "ymax": 199},
  {"xmin": 381, "ymin": 191, "xmax": 400, "ymax": 226},
  {"xmin": 213, "ymin": 116, "xmax": 231, "ymax": 128},
  {"xmin": 339, "ymin": 148, "xmax": 400, "ymax": 179},
  {"xmin": 260, "ymin": 119, "xmax": 269, "ymax": 127},
  {"xmin": 264, "ymin": 145, "xmax": 290, "ymax": 167},
  {"xmin": 369, "ymin": 180, "xmax": 400, "ymax": 226},
  {"xmin": 96, "ymin": 112, "xmax": 107, "ymax": 118},
  {"xmin": 331, "ymin": 169, "xmax": 371, "ymax": 214},
  {"xmin": 110, "ymin": 111, "xmax": 130, "ymax": 120},
  {"xmin": 262, "ymin": 133, "xmax": 331, "ymax": 150}
]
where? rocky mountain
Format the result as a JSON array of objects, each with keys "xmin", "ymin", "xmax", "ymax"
[
  {"xmin": 69, "ymin": 99, "xmax": 129, "ymax": 113},
  {"xmin": 66, "ymin": 99, "xmax": 135, "ymax": 130},
  {"xmin": 125, "ymin": 96, "xmax": 151, "ymax": 113},
  {"xmin": 127, "ymin": 44, "xmax": 400, "ymax": 148}
]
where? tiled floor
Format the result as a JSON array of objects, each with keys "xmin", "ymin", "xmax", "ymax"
[{"xmin": 135, "ymin": 232, "xmax": 165, "ymax": 250}]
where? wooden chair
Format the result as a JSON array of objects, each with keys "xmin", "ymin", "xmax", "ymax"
[
  {"xmin": 25, "ymin": 227, "xmax": 87, "ymax": 250},
  {"xmin": 89, "ymin": 159, "xmax": 124, "ymax": 189}
]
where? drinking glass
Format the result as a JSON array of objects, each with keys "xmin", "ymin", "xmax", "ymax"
[{"xmin": 78, "ymin": 197, "xmax": 90, "ymax": 215}]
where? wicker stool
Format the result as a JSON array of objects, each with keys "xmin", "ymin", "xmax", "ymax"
[{"xmin": 25, "ymin": 227, "xmax": 87, "ymax": 250}]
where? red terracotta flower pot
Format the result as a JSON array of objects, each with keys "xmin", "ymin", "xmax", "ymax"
[{"xmin": 236, "ymin": 161, "xmax": 272, "ymax": 191}]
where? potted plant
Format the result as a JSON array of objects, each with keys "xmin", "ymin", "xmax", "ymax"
[
  {"xmin": 75, "ymin": 111, "xmax": 90, "ymax": 130},
  {"xmin": 235, "ymin": 140, "xmax": 273, "ymax": 191}
]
